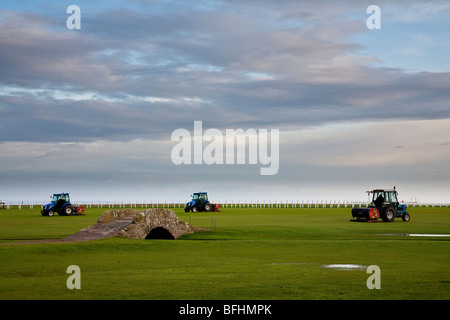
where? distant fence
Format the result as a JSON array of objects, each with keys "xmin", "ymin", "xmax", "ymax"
[{"xmin": 1, "ymin": 200, "xmax": 450, "ymax": 210}]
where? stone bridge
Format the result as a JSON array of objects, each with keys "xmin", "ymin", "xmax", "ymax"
[{"xmin": 64, "ymin": 208, "xmax": 200, "ymax": 242}]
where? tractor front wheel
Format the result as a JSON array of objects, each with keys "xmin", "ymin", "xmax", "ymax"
[
  {"xmin": 48, "ymin": 210, "xmax": 54, "ymax": 217},
  {"xmin": 402, "ymin": 212, "xmax": 410, "ymax": 222},
  {"xmin": 382, "ymin": 208, "xmax": 395, "ymax": 222},
  {"xmin": 192, "ymin": 206, "xmax": 198, "ymax": 213}
]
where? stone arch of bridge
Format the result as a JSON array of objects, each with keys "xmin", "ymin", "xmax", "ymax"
[{"xmin": 145, "ymin": 226, "xmax": 175, "ymax": 239}]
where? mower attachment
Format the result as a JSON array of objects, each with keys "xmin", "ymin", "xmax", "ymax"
[
  {"xmin": 350, "ymin": 207, "xmax": 380, "ymax": 222},
  {"xmin": 76, "ymin": 206, "xmax": 86, "ymax": 215}
]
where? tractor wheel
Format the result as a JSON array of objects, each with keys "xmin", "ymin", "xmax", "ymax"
[
  {"xmin": 192, "ymin": 206, "xmax": 198, "ymax": 213},
  {"xmin": 382, "ymin": 208, "xmax": 395, "ymax": 222},
  {"xmin": 184, "ymin": 207, "xmax": 190, "ymax": 213},
  {"xmin": 204, "ymin": 203, "xmax": 212, "ymax": 212},
  {"xmin": 402, "ymin": 212, "xmax": 411, "ymax": 222},
  {"xmin": 63, "ymin": 206, "xmax": 74, "ymax": 216},
  {"xmin": 48, "ymin": 210, "xmax": 54, "ymax": 217}
]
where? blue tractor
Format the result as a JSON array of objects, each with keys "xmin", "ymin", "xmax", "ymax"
[
  {"xmin": 184, "ymin": 192, "xmax": 220, "ymax": 213},
  {"xmin": 351, "ymin": 187, "xmax": 410, "ymax": 222},
  {"xmin": 41, "ymin": 193, "xmax": 85, "ymax": 216}
]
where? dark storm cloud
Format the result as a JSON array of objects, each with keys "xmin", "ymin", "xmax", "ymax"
[{"xmin": 1, "ymin": 1, "xmax": 450, "ymax": 144}]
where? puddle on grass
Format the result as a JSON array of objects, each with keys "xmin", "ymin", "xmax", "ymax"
[
  {"xmin": 272, "ymin": 263, "xmax": 367, "ymax": 270},
  {"xmin": 378, "ymin": 233, "xmax": 450, "ymax": 237},
  {"xmin": 322, "ymin": 264, "xmax": 367, "ymax": 270},
  {"xmin": 271, "ymin": 262, "xmax": 310, "ymax": 265}
]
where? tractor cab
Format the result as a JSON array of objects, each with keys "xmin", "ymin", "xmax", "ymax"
[
  {"xmin": 192, "ymin": 192, "xmax": 208, "ymax": 203},
  {"xmin": 52, "ymin": 193, "xmax": 71, "ymax": 212},
  {"xmin": 371, "ymin": 189, "xmax": 398, "ymax": 211}
]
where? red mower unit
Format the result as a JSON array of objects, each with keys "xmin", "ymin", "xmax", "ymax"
[{"xmin": 351, "ymin": 187, "xmax": 410, "ymax": 222}]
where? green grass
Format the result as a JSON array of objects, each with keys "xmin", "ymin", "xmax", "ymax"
[{"xmin": 0, "ymin": 206, "xmax": 449, "ymax": 300}]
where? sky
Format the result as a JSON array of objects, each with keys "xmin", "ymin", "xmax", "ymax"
[{"xmin": 0, "ymin": 0, "xmax": 449, "ymax": 204}]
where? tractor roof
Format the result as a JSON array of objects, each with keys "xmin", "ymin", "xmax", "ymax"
[
  {"xmin": 367, "ymin": 189, "xmax": 396, "ymax": 193},
  {"xmin": 53, "ymin": 193, "xmax": 70, "ymax": 196}
]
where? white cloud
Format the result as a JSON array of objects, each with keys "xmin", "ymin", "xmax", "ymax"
[{"xmin": 282, "ymin": 118, "xmax": 450, "ymax": 168}]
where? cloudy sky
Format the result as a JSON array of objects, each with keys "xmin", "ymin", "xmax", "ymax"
[{"xmin": 1, "ymin": 0, "xmax": 449, "ymax": 204}]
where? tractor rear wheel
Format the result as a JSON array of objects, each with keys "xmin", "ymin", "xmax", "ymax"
[
  {"xmin": 382, "ymin": 208, "xmax": 395, "ymax": 222},
  {"xmin": 204, "ymin": 203, "xmax": 212, "ymax": 212},
  {"xmin": 63, "ymin": 206, "xmax": 74, "ymax": 215}
]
